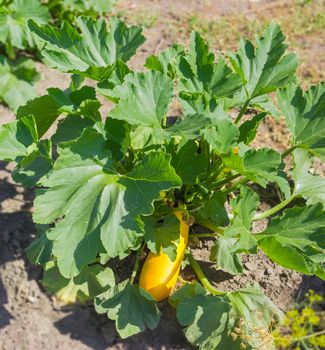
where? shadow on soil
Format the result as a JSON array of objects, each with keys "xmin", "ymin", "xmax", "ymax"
[
  {"xmin": 54, "ymin": 303, "xmax": 191, "ymax": 350},
  {"xmin": 0, "ymin": 279, "xmax": 12, "ymax": 328},
  {"xmin": 0, "ymin": 161, "xmax": 35, "ymax": 329}
]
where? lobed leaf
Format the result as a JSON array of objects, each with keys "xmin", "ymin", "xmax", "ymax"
[
  {"xmin": 110, "ymin": 71, "xmax": 173, "ymax": 127},
  {"xmin": 0, "ymin": 115, "xmax": 38, "ymax": 162},
  {"xmin": 95, "ymin": 280, "xmax": 160, "ymax": 338},
  {"xmin": 224, "ymin": 186, "xmax": 259, "ymax": 253},
  {"xmin": 33, "ymin": 128, "xmax": 182, "ymax": 277},
  {"xmin": 278, "ymin": 82, "xmax": 325, "ymax": 160},
  {"xmin": 176, "ymin": 294, "xmax": 230, "ymax": 349},
  {"xmin": 229, "ymin": 23, "xmax": 298, "ymax": 99},
  {"xmin": 170, "ymin": 140, "xmax": 208, "ymax": 184},
  {"xmin": 257, "ymin": 204, "xmax": 325, "ymax": 279},
  {"xmin": 210, "ymin": 236, "xmax": 243, "ymax": 275},
  {"xmin": 43, "ymin": 261, "xmax": 115, "ymax": 304},
  {"xmin": 293, "ymin": 149, "xmax": 325, "ymax": 209},
  {"xmin": 143, "ymin": 214, "xmax": 180, "ymax": 261},
  {"xmin": 178, "ymin": 32, "xmax": 242, "ymax": 113},
  {"xmin": 29, "ymin": 17, "xmax": 145, "ymax": 79}
]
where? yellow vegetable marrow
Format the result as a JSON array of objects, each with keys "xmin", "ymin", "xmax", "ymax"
[{"xmin": 139, "ymin": 211, "xmax": 189, "ymax": 301}]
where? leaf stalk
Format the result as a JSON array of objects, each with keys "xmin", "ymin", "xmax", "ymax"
[
  {"xmin": 235, "ymin": 98, "xmax": 251, "ymax": 124},
  {"xmin": 188, "ymin": 253, "xmax": 225, "ymax": 296},
  {"xmin": 130, "ymin": 250, "xmax": 141, "ymax": 284},
  {"xmin": 253, "ymin": 195, "xmax": 295, "ymax": 221},
  {"xmin": 282, "ymin": 146, "xmax": 296, "ymax": 159},
  {"xmin": 192, "ymin": 214, "xmax": 225, "ymax": 234}
]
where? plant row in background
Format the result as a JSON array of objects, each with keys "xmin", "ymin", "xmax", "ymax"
[
  {"xmin": 0, "ymin": 10, "xmax": 324, "ymax": 350},
  {"xmin": 0, "ymin": 0, "xmax": 117, "ymax": 110}
]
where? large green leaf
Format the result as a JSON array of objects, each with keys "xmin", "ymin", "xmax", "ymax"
[
  {"xmin": 95, "ymin": 280, "xmax": 160, "ymax": 338},
  {"xmin": 143, "ymin": 214, "xmax": 180, "ymax": 261},
  {"xmin": 0, "ymin": 55, "xmax": 39, "ymax": 111},
  {"xmin": 210, "ymin": 236, "xmax": 243, "ymax": 275},
  {"xmin": 52, "ymin": 115, "xmax": 94, "ymax": 146},
  {"xmin": 238, "ymin": 112, "xmax": 266, "ymax": 144},
  {"xmin": 176, "ymin": 294, "xmax": 230, "ymax": 349},
  {"xmin": 169, "ymin": 281, "xmax": 206, "ymax": 307},
  {"xmin": 145, "ymin": 44, "xmax": 184, "ymax": 78},
  {"xmin": 17, "ymin": 95, "xmax": 60, "ymax": 136},
  {"xmin": 0, "ymin": 0, "xmax": 50, "ymax": 50},
  {"xmin": 176, "ymin": 284, "xmax": 281, "ymax": 349},
  {"xmin": 29, "ymin": 17, "xmax": 145, "ymax": 79},
  {"xmin": 277, "ymin": 82, "xmax": 325, "ymax": 160},
  {"xmin": 231, "ymin": 186, "xmax": 259, "ymax": 229},
  {"xmin": 43, "ymin": 261, "xmax": 115, "ymax": 303},
  {"xmin": 104, "ymin": 118, "xmax": 131, "ymax": 161},
  {"xmin": 198, "ymin": 192, "xmax": 229, "ymax": 227},
  {"xmin": 12, "ymin": 139, "xmax": 53, "ymax": 187},
  {"xmin": 167, "ymin": 114, "xmax": 212, "ymax": 139},
  {"xmin": 110, "ymin": 71, "xmax": 173, "ymax": 127},
  {"xmin": 0, "ymin": 115, "xmax": 38, "ymax": 162},
  {"xmin": 293, "ymin": 149, "xmax": 325, "ymax": 209},
  {"xmin": 200, "ymin": 106, "xmax": 239, "ymax": 154},
  {"xmin": 178, "ymin": 32, "xmax": 241, "ymax": 113},
  {"xmin": 229, "ymin": 23, "xmax": 298, "ymax": 99},
  {"xmin": 170, "ymin": 140, "xmax": 208, "ymax": 184},
  {"xmin": 227, "ymin": 284, "xmax": 283, "ymax": 349},
  {"xmin": 33, "ymin": 128, "xmax": 181, "ymax": 277},
  {"xmin": 17, "ymin": 85, "xmax": 100, "ymax": 138},
  {"xmin": 223, "ymin": 146, "xmax": 290, "ymax": 196},
  {"xmin": 257, "ymin": 204, "xmax": 325, "ymax": 279},
  {"xmin": 0, "ymin": 114, "xmax": 53, "ymax": 186},
  {"xmin": 224, "ymin": 186, "xmax": 259, "ymax": 253},
  {"xmin": 128, "ymin": 113, "xmax": 213, "ymax": 150},
  {"xmin": 25, "ymin": 224, "xmax": 52, "ymax": 266}
]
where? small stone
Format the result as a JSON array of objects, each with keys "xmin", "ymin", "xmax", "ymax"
[
  {"xmin": 244, "ymin": 262, "xmax": 256, "ymax": 271},
  {"xmin": 265, "ymin": 268, "xmax": 272, "ymax": 275},
  {"xmin": 27, "ymin": 296, "xmax": 38, "ymax": 303}
]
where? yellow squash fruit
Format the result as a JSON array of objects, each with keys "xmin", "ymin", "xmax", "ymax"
[{"xmin": 139, "ymin": 211, "xmax": 189, "ymax": 301}]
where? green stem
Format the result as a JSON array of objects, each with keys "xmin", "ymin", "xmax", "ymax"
[
  {"xmin": 222, "ymin": 177, "xmax": 250, "ymax": 194},
  {"xmin": 282, "ymin": 145, "xmax": 296, "ymax": 159},
  {"xmin": 235, "ymin": 98, "xmax": 251, "ymax": 124},
  {"xmin": 192, "ymin": 214, "xmax": 225, "ymax": 234},
  {"xmin": 252, "ymin": 195, "xmax": 295, "ymax": 221},
  {"xmin": 162, "ymin": 114, "xmax": 167, "ymax": 128},
  {"xmin": 208, "ymin": 173, "xmax": 241, "ymax": 188},
  {"xmin": 189, "ymin": 233, "xmax": 217, "ymax": 238},
  {"xmin": 188, "ymin": 253, "xmax": 225, "ymax": 295},
  {"xmin": 130, "ymin": 250, "xmax": 141, "ymax": 284}
]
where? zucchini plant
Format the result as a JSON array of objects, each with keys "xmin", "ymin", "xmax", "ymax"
[{"xmin": 0, "ymin": 16, "xmax": 324, "ymax": 350}]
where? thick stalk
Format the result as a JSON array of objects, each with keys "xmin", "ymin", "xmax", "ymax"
[
  {"xmin": 253, "ymin": 195, "xmax": 295, "ymax": 221},
  {"xmin": 188, "ymin": 253, "xmax": 225, "ymax": 295},
  {"xmin": 129, "ymin": 250, "xmax": 141, "ymax": 284},
  {"xmin": 282, "ymin": 146, "xmax": 296, "ymax": 159},
  {"xmin": 207, "ymin": 173, "xmax": 241, "ymax": 188},
  {"xmin": 222, "ymin": 177, "xmax": 250, "ymax": 194},
  {"xmin": 162, "ymin": 114, "xmax": 167, "ymax": 128},
  {"xmin": 192, "ymin": 214, "xmax": 225, "ymax": 234},
  {"xmin": 235, "ymin": 98, "xmax": 251, "ymax": 124}
]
